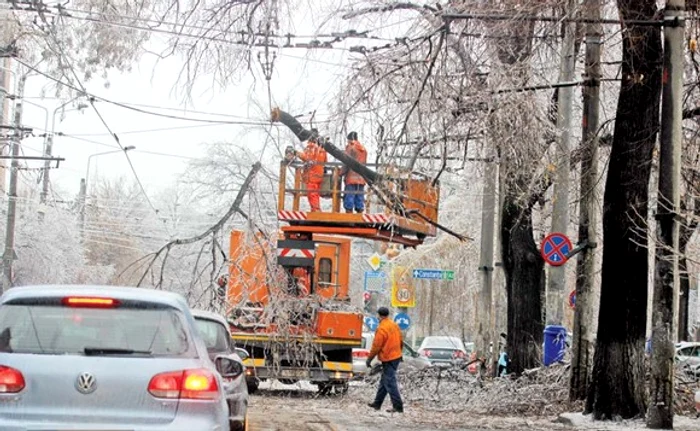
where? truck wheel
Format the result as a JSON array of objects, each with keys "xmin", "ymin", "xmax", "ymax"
[
  {"xmin": 334, "ymin": 382, "xmax": 349, "ymax": 395},
  {"xmin": 317, "ymin": 382, "xmax": 333, "ymax": 395},
  {"xmin": 247, "ymin": 381, "xmax": 259, "ymax": 394}
]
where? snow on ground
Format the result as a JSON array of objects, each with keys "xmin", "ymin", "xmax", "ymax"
[{"xmin": 248, "ymin": 367, "xmax": 700, "ymax": 430}]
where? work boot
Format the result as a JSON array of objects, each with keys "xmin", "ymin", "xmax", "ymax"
[
  {"xmin": 355, "ymin": 208, "xmax": 364, "ymax": 214},
  {"xmin": 386, "ymin": 407, "xmax": 403, "ymax": 413},
  {"xmin": 367, "ymin": 403, "xmax": 380, "ymax": 410}
]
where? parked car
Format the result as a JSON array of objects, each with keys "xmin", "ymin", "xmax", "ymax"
[
  {"xmin": 675, "ymin": 342, "xmax": 700, "ymax": 377},
  {"xmin": 192, "ymin": 309, "xmax": 249, "ymax": 431},
  {"xmin": 0, "ymin": 285, "xmax": 235, "ymax": 430},
  {"xmin": 352, "ymin": 332, "xmax": 431, "ymax": 376},
  {"xmin": 418, "ymin": 336, "xmax": 469, "ymax": 368}
]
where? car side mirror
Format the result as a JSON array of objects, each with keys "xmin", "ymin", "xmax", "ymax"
[
  {"xmin": 215, "ymin": 355, "xmax": 244, "ymax": 378},
  {"xmin": 234, "ymin": 347, "xmax": 250, "ymax": 361}
]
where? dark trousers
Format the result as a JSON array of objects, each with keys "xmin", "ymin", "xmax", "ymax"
[
  {"xmin": 343, "ymin": 184, "xmax": 365, "ymax": 212},
  {"xmin": 373, "ymin": 358, "xmax": 403, "ymax": 410}
]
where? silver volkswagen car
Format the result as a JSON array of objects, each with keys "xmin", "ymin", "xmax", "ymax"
[{"xmin": 0, "ymin": 285, "xmax": 232, "ymax": 430}]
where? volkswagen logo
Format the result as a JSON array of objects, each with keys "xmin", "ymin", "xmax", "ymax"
[{"xmin": 75, "ymin": 372, "xmax": 97, "ymax": 395}]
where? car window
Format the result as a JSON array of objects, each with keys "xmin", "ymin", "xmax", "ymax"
[
  {"xmin": 402, "ymin": 342, "xmax": 418, "ymax": 357},
  {"xmin": 194, "ymin": 318, "xmax": 230, "ymax": 353},
  {"xmin": 679, "ymin": 347, "xmax": 694, "ymax": 357},
  {"xmin": 421, "ymin": 337, "xmax": 464, "ymax": 350},
  {"xmin": 0, "ymin": 304, "xmax": 193, "ymax": 357}
]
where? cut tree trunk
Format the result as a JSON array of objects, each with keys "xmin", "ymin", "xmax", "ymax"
[
  {"xmin": 586, "ymin": 0, "xmax": 662, "ymax": 419},
  {"xmin": 501, "ymin": 192, "xmax": 544, "ymax": 374}
]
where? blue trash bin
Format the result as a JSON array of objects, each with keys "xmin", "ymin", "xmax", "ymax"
[{"xmin": 543, "ymin": 325, "xmax": 567, "ymax": 366}]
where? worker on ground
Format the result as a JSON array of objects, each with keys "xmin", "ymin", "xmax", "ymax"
[
  {"xmin": 295, "ymin": 129, "xmax": 327, "ymax": 212},
  {"xmin": 366, "ymin": 306, "xmax": 404, "ymax": 413},
  {"xmin": 340, "ymin": 131, "xmax": 367, "ymax": 213}
]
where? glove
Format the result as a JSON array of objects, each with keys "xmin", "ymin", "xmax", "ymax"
[{"xmin": 366, "ymin": 358, "xmax": 373, "ymax": 368}]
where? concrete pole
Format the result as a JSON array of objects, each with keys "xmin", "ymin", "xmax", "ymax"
[
  {"xmin": 78, "ymin": 178, "xmax": 86, "ymax": 239},
  {"xmin": 40, "ymin": 134, "xmax": 53, "ymax": 205},
  {"xmin": 570, "ymin": 0, "xmax": 601, "ymax": 402},
  {"xmin": 648, "ymin": 1, "xmax": 684, "ymax": 428},
  {"xmin": 2, "ymin": 74, "xmax": 24, "ymax": 293},
  {"xmin": 477, "ymin": 158, "xmax": 496, "ymax": 356},
  {"xmin": 546, "ymin": 0, "xmax": 577, "ymax": 327}
]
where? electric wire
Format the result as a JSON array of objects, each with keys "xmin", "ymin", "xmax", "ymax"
[{"xmin": 32, "ymin": 14, "xmax": 172, "ymax": 237}]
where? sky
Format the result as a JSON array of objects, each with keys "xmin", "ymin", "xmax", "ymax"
[{"xmin": 12, "ymin": 32, "xmax": 362, "ymax": 204}]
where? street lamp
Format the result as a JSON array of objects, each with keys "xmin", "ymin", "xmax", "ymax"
[
  {"xmin": 79, "ymin": 146, "xmax": 136, "ymax": 236},
  {"xmin": 42, "ymin": 98, "xmax": 89, "ymax": 203},
  {"xmin": 84, "ymin": 146, "xmax": 136, "ymax": 196}
]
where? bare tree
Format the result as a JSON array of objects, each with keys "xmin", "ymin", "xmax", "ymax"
[{"xmin": 587, "ymin": 0, "xmax": 662, "ymax": 419}]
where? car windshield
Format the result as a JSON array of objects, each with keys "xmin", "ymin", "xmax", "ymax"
[
  {"xmin": 0, "ymin": 303, "xmax": 193, "ymax": 357},
  {"xmin": 194, "ymin": 317, "xmax": 230, "ymax": 353},
  {"xmin": 422, "ymin": 337, "xmax": 464, "ymax": 350}
]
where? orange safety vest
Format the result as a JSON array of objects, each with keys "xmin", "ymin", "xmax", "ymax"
[
  {"xmin": 341, "ymin": 140, "xmax": 367, "ymax": 185},
  {"xmin": 298, "ymin": 141, "xmax": 327, "ymax": 184}
]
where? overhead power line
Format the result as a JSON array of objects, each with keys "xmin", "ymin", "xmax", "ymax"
[
  {"xmin": 13, "ymin": 59, "xmax": 273, "ymax": 125},
  {"xmin": 441, "ymin": 12, "xmax": 670, "ymax": 27}
]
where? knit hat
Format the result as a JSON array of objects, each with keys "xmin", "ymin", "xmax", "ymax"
[
  {"xmin": 377, "ymin": 307, "xmax": 390, "ymax": 317},
  {"xmin": 347, "ymin": 131, "xmax": 358, "ymax": 141}
]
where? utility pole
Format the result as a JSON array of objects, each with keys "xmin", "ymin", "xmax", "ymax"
[
  {"xmin": 2, "ymin": 73, "xmax": 25, "ymax": 293},
  {"xmin": 546, "ymin": 0, "xmax": 576, "ymax": 326},
  {"xmin": 477, "ymin": 157, "xmax": 496, "ymax": 358},
  {"xmin": 78, "ymin": 178, "xmax": 86, "ymax": 238},
  {"xmin": 570, "ymin": 0, "xmax": 601, "ymax": 402},
  {"xmin": 648, "ymin": 0, "xmax": 684, "ymax": 428},
  {"xmin": 40, "ymin": 133, "xmax": 52, "ymax": 205}
]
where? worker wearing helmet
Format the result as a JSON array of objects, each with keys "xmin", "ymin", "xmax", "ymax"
[
  {"xmin": 366, "ymin": 307, "xmax": 404, "ymax": 413},
  {"xmin": 295, "ymin": 129, "xmax": 327, "ymax": 212},
  {"xmin": 340, "ymin": 131, "xmax": 368, "ymax": 213}
]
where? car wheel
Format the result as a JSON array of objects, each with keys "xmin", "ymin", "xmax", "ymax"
[{"xmin": 229, "ymin": 419, "xmax": 245, "ymax": 431}]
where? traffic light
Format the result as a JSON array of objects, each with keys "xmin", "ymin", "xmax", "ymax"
[
  {"xmin": 216, "ymin": 276, "xmax": 228, "ymax": 297},
  {"xmin": 363, "ymin": 291, "xmax": 372, "ymax": 312}
]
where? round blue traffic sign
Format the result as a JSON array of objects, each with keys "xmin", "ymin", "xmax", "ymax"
[
  {"xmin": 394, "ymin": 313, "xmax": 411, "ymax": 330},
  {"xmin": 364, "ymin": 316, "xmax": 379, "ymax": 331},
  {"xmin": 540, "ymin": 233, "xmax": 573, "ymax": 267}
]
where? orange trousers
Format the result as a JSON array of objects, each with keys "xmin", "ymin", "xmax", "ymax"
[{"xmin": 306, "ymin": 181, "xmax": 321, "ymax": 212}]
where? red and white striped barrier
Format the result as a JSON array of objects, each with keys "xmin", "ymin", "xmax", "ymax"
[
  {"xmin": 278, "ymin": 211, "xmax": 307, "ymax": 221},
  {"xmin": 362, "ymin": 213, "xmax": 390, "ymax": 224}
]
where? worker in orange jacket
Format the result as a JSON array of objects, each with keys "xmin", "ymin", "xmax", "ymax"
[
  {"xmin": 340, "ymin": 131, "xmax": 368, "ymax": 213},
  {"xmin": 367, "ymin": 307, "xmax": 404, "ymax": 413},
  {"xmin": 295, "ymin": 130, "xmax": 327, "ymax": 212}
]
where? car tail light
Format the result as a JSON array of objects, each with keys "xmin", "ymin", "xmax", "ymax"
[
  {"xmin": 0, "ymin": 366, "xmax": 25, "ymax": 393},
  {"xmin": 62, "ymin": 297, "xmax": 120, "ymax": 308},
  {"xmin": 148, "ymin": 369, "xmax": 219, "ymax": 400},
  {"xmin": 453, "ymin": 350, "xmax": 466, "ymax": 359},
  {"xmin": 420, "ymin": 349, "xmax": 431, "ymax": 357},
  {"xmin": 353, "ymin": 350, "xmax": 369, "ymax": 359}
]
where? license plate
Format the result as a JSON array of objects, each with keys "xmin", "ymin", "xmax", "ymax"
[{"xmin": 278, "ymin": 369, "xmax": 309, "ymax": 378}]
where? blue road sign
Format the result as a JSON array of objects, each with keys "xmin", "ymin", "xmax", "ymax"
[
  {"xmin": 394, "ymin": 313, "xmax": 411, "ymax": 330},
  {"xmin": 540, "ymin": 233, "xmax": 573, "ymax": 267},
  {"xmin": 569, "ymin": 290, "xmax": 576, "ymax": 309},
  {"xmin": 364, "ymin": 316, "xmax": 379, "ymax": 331},
  {"xmin": 412, "ymin": 269, "xmax": 455, "ymax": 280}
]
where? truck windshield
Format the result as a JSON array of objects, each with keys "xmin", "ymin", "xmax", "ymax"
[{"xmin": 0, "ymin": 304, "xmax": 193, "ymax": 357}]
